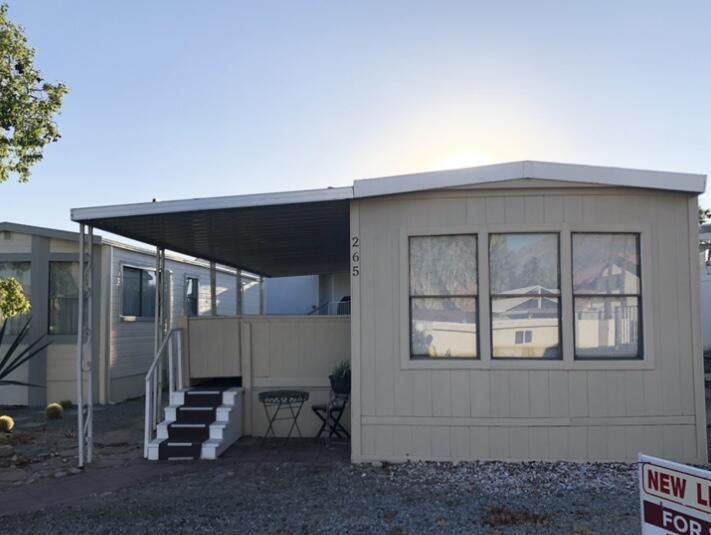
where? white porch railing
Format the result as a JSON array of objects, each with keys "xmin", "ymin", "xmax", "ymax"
[{"xmin": 144, "ymin": 328, "xmax": 183, "ymax": 458}]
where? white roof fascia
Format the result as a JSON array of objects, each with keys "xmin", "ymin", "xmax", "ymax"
[
  {"xmin": 71, "ymin": 186, "xmax": 353, "ymax": 223},
  {"xmin": 353, "ymin": 161, "xmax": 706, "ymax": 198}
]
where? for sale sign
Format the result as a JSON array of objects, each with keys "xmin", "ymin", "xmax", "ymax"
[{"xmin": 640, "ymin": 454, "xmax": 711, "ymax": 534}]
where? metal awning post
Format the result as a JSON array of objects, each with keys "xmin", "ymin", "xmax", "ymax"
[
  {"xmin": 259, "ymin": 276, "xmax": 265, "ymax": 315},
  {"xmin": 152, "ymin": 247, "xmax": 166, "ymax": 427},
  {"xmin": 76, "ymin": 224, "xmax": 94, "ymax": 468},
  {"xmin": 210, "ymin": 261, "xmax": 217, "ymax": 316},
  {"xmin": 236, "ymin": 269, "xmax": 243, "ymax": 315}
]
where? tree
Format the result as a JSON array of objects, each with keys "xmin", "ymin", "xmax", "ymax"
[
  {"xmin": 0, "ymin": 278, "xmax": 47, "ymax": 389},
  {"xmin": 0, "ymin": 3, "xmax": 59, "ymax": 387},
  {"xmin": 0, "ymin": 277, "xmax": 29, "ymax": 319},
  {"xmin": 0, "ymin": 3, "xmax": 68, "ymax": 183}
]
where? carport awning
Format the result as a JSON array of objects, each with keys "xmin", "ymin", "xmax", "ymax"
[{"xmin": 71, "ymin": 188, "xmax": 353, "ymax": 277}]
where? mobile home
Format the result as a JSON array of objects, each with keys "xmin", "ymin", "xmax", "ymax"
[
  {"xmin": 0, "ymin": 222, "xmax": 264, "ymax": 406},
  {"xmin": 70, "ymin": 161, "xmax": 708, "ymax": 464}
]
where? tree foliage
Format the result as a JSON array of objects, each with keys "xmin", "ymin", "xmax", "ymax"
[
  {"xmin": 700, "ymin": 207, "xmax": 711, "ymax": 226},
  {"xmin": 0, "ymin": 3, "xmax": 68, "ymax": 183},
  {"xmin": 0, "ymin": 276, "xmax": 29, "ymax": 320}
]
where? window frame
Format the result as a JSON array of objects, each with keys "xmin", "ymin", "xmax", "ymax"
[
  {"xmin": 47, "ymin": 260, "xmax": 80, "ymax": 335},
  {"xmin": 408, "ymin": 233, "xmax": 480, "ymax": 360},
  {"xmin": 571, "ymin": 231, "xmax": 644, "ymax": 361},
  {"xmin": 185, "ymin": 275, "xmax": 200, "ymax": 317},
  {"xmin": 399, "ymin": 223, "xmax": 654, "ymax": 371},
  {"xmin": 119, "ymin": 264, "xmax": 157, "ymax": 321},
  {"xmin": 488, "ymin": 232, "xmax": 563, "ymax": 361}
]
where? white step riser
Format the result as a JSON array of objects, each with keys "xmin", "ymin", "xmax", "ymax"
[
  {"xmin": 164, "ymin": 405, "xmax": 232, "ymax": 423},
  {"xmin": 170, "ymin": 389, "xmax": 239, "ymax": 407}
]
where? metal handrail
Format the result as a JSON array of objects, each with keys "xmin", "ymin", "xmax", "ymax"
[
  {"xmin": 144, "ymin": 327, "xmax": 183, "ymax": 458},
  {"xmin": 308, "ymin": 301, "xmax": 351, "ymax": 316}
]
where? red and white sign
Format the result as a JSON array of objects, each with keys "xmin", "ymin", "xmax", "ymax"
[{"xmin": 640, "ymin": 454, "xmax": 711, "ymax": 534}]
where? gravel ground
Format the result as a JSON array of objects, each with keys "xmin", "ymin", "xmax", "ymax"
[{"xmin": 1, "ymin": 456, "xmax": 640, "ymax": 534}]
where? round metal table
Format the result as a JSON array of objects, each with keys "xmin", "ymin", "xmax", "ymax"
[{"xmin": 258, "ymin": 390, "xmax": 309, "ymax": 441}]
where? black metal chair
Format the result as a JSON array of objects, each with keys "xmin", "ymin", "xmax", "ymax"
[{"xmin": 312, "ymin": 391, "xmax": 350, "ymax": 439}]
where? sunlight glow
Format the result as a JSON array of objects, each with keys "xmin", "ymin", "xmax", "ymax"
[{"xmin": 434, "ymin": 151, "xmax": 494, "ymax": 171}]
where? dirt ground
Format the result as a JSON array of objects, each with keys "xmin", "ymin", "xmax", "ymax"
[{"xmin": 0, "ymin": 398, "xmax": 144, "ymax": 488}]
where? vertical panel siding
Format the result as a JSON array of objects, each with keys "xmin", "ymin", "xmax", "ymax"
[
  {"xmin": 356, "ymin": 186, "xmax": 704, "ymax": 463},
  {"xmin": 107, "ymin": 247, "xmax": 238, "ymax": 401}
]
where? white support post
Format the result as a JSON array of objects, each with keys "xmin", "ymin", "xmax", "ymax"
[
  {"xmin": 259, "ymin": 276, "xmax": 265, "ymax": 315},
  {"xmin": 210, "ymin": 261, "xmax": 217, "ymax": 316},
  {"xmin": 153, "ymin": 247, "xmax": 166, "ymax": 428},
  {"xmin": 236, "ymin": 269, "xmax": 243, "ymax": 316},
  {"xmin": 76, "ymin": 224, "xmax": 94, "ymax": 467}
]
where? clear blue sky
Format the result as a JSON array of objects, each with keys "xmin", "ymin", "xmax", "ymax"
[{"xmin": 3, "ymin": 0, "xmax": 711, "ymax": 233}]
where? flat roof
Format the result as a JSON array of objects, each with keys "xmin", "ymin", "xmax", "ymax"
[
  {"xmin": 0, "ymin": 221, "xmax": 256, "ymax": 278},
  {"xmin": 71, "ymin": 161, "xmax": 705, "ymax": 276},
  {"xmin": 354, "ymin": 161, "xmax": 706, "ymax": 198}
]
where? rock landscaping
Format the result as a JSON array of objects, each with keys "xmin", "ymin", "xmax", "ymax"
[{"xmin": 0, "ymin": 397, "xmax": 700, "ymax": 533}]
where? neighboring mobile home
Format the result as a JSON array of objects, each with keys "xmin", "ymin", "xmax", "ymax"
[
  {"xmin": 70, "ymin": 161, "xmax": 708, "ymax": 464},
  {"xmin": 0, "ymin": 222, "xmax": 265, "ymax": 406}
]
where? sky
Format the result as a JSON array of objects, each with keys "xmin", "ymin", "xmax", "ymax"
[{"xmin": 3, "ymin": 0, "xmax": 711, "ymax": 234}]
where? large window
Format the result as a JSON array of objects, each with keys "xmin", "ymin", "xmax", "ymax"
[
  {"xmin": 572, "ymin": 233, "xmax": 641, "ymax": 358},
  {"xmin": 409, "ymin": 235, "xmax": 478, "ymax": 358},
  {"xmin": 0, "ymin": 262, "xmax": 31, "ymax": 334},
  {"xmin": 122, "ymin": 266, "xmax": 156, "ymax": 318},
  {"xmin": 489, "ymin": 233, "xmax": 561, "ymax": 359},
  {"xmin": 48, "ymin": 262, "xmax": 79, "ymax": 335},
  {"xmin": 185, "ymin": 276, "xmax": 199, "ymax": 317}
]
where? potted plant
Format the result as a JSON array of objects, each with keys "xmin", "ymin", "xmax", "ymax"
[{"xmin": 329, "ymin": 360, "xmax": 351, "ymax": 394}]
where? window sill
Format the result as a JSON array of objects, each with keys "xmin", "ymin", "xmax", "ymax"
[
  {"xmin": 401, "ymin": 357, "xmax": 654, "ymax": 371},
  {"xmin": 119, "ymin": 316, "xmax": 155, "ymax": 323}
]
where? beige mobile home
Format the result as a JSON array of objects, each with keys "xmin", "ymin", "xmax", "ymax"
[{"xmin": 69, "ymin": 161, "xmax": 708, "ymax": 465}]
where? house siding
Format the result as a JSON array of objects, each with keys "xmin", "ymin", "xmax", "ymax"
[
  {"xmin": 107, "ymin": 247, "xmax": 243, "ymax": 401},
  {"xmin": 352, "ymin": 185, "xmax": 706, "ymax": 463}
]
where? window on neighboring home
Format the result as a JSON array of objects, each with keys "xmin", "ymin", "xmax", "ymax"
[
  {"xmin": 0, "ymin": 262, "xmax": 31, "ymax": 335},
  {"xmin": 185, "ymin": 277, "xmax": 199, "ymax": 317},
  {"xmin": 122, "ymin": 266, "xmax": 156, "ymax": 318},
  {"xmin": 515, "ymin": 330, "xmax": 533, "ymax": 344},
  {"xmin": 48, "ymin": 262, "xmax": 79, "ymax": 335},
  {"xmin": 409, "ymin": 234, "xmax": 478, "ymax": 359},
  {"xmin": 489, "ymin": 233, "xmax": 561, "ymax": 359},
  {"xmin": 572, "ymin": 233, "xmax": 641, "ymax": 359}
]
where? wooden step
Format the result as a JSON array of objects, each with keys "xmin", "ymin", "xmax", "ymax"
[
  {"xmin": 167, "ymin": 423, "xmax": 210, "ymax": 442},
  {"xmin": 183, "ymin": 390, "xmax": 222, "ymax": 408},
  {"xmin": 157, "ymin": 441, "xmax": 202, "ymax": 460},
  {"xmin": 175, "ymin": 406, "xmax": 217, "ymax": 424}
]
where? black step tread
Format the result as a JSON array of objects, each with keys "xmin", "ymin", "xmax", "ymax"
[
  {"xmin": 175, "ymin": 406, "xmax": 217, "ymax": 424},
  {"xmin": 183, "ymin": 390, "xmax": 222, "ymax": 408},
  {"xmin": 158, "ymin": 440, "xmax": 202, "ymax": 460},
  {"xmin": 167, "ymin": 423, "xmax": 210, "ymax": 442}
]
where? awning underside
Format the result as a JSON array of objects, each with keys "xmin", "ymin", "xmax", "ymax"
[{"xmin": 81, "ymin": 199, "xmax": 350, "ymax": 277}]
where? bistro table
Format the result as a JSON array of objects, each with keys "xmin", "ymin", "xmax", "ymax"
[{"xmin": 258, "ymin": 390, "xmax": 309, "ymax": 441}]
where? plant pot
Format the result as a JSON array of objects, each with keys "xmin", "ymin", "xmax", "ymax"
[{"xmin": 329, "ymin": 373, "xmax": 351, "ymax": 395}]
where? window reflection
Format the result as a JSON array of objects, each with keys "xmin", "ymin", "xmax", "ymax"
[{"xmin": 489, "ymin": 234, "xmax": 561, "ymax": 359}]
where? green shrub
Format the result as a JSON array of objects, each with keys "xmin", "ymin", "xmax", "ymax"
[
  {"xmin": 0, "ymin": 415, "xmax": 15, "ymax": 432},
  {"xmin": 45, "ymin": 403, "xmax": 63, "ymax": 420}
]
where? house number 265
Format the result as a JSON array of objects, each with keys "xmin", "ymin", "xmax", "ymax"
[{"xmin": 351, "ymin": 236, "xmax": 360, "ymax": 277}]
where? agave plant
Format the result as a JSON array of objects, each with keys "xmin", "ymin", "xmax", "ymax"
[{"xmin": 0, "ymin": 317, "xmax": 50, "ymax": 388}]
